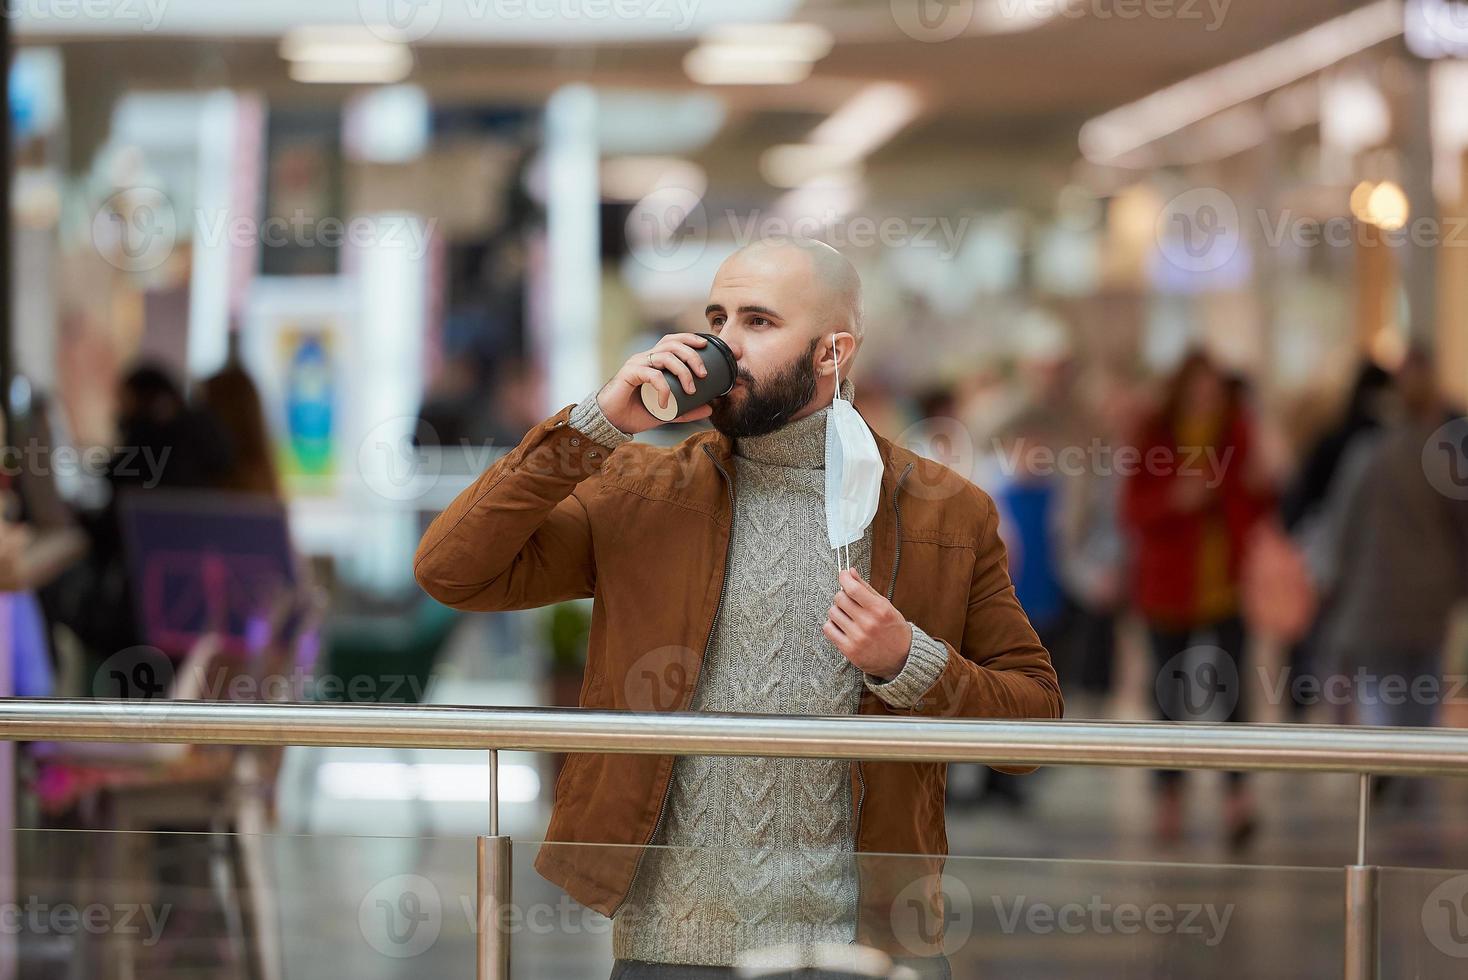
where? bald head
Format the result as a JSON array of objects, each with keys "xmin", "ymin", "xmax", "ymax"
[
  {"xmin": 702, "ymin": 237, "xmax": 866, "ymax": 433},
  {"xmin": 726, "ymin": 238, "xmax": 864, "ymax": 345}
]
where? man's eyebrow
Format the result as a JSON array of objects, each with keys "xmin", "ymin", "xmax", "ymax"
[
  {"xmin": 737, "ymin": 305, "xmax": 782, "ymax": 321},
  {"xmin": 704, "ymin": 304, "xmax": 783, "ymax": 321}
]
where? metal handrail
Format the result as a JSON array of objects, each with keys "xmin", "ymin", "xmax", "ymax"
[
  {"xmin": 2, "ymin": 698, "xmax": 1466, "ymax": 776},
  {"xmin": 2, "ymin": 698, "xmax": 1426, "ymax": 979}
]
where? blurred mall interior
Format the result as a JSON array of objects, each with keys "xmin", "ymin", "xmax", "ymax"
[{"xmin": 1, "ymin": 0, "xmax": 1468, "ymax": 977}]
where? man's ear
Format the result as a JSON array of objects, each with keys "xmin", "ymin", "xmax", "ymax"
[{"xmin": 826, "ymin": 330, "xmax": 857, "ymax": 378}]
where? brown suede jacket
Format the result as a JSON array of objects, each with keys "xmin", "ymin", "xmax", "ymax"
[{"xmin": 414, "ymin": 398, "xmax": 1063, "ymax": 955}]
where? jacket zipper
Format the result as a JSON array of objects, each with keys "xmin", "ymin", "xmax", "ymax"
[
  {"xmin": 612, "ymin": 444, "xmax": 735, "ymax": 916},
  {"xmin": 850, "ymin": 461, "xmax": 914, "ymax": 935}
]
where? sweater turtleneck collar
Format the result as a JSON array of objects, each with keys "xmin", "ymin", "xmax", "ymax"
[{"xmin": 734, "ymin": 376, "xmax": 856, "ymax": 469}]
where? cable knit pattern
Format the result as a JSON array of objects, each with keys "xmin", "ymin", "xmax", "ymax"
[{"xmin": 569, "ymin": 378, "xmax": 946, "ymax": 966}]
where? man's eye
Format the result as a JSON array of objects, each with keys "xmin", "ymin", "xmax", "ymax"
[{"xmin": 750, "ymin": 316, "xmax": 770, "ymax": 327}]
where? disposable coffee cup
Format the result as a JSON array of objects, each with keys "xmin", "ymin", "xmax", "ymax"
[{"xmin": 640, "ymin": 332, "xmax": 737, "ymax": 423}]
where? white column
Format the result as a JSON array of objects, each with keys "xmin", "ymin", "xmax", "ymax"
[
  {"xmin": 541, "ymin": 85, "xmax": 602, "ymax": 413},
  {"xmin": 187, "ymin": 89, "xmax": 239, "ymax": 379}
]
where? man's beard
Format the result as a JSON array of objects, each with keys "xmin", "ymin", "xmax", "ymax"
[{"xmin": 708, "ymin": 337, "xmax": 821, "ymax": 439}]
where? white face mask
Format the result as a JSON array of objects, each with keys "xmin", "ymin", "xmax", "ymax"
[{"xmin": 825, "ymin": 333, "xmax": 884, "ymax": 571}]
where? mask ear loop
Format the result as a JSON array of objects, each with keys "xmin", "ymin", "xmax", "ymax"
[
  {"xmin": 831, "ymin": 332, "xmax": 842, "ymax": 405},
  {"xmin": 831, "ymin": 332, "xmax": 850, "ymax": 574}
]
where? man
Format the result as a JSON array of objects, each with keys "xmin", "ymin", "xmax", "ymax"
[
  {"xmin": 1317, "ymin": 350, "xmax": 1468, "ymax": 781},
  {"xmin": 415, "ymin": 239, "xmax": 1062, "ymax": 978}
]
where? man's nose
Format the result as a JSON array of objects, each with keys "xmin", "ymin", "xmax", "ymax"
[
  {"xmin": 715, "ymin": 336, "xmax": 744, "ymax": 365},
  {"xmin": 714, "ymin": 331, "xmax": 742, "ymax": 360}
]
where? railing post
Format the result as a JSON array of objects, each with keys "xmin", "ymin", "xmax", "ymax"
[
  {"xmin": 1344, "ymin": 774, "xmax": 1378, "ymax": 980},
  {"xmin": 477, "ymin": 749, "xmax": 512, "ymax": 980}
]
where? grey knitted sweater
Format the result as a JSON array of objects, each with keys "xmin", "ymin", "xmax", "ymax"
[{"xmin": 567, "ymin": 378, "xmax": 950, "ymax": 967}]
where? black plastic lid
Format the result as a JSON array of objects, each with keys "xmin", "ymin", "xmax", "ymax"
[{"xmin": 699, "ymin": 332, "xmax": 739, "ymax": 396}]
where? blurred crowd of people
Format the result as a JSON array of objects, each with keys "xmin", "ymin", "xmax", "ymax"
[
  {"xmin": 1, "ymin": 352, "xmax": 283, "ymax": 699},
  {"xmin": 890, "ymin": 337, "xmax": 1468, "ymax": 848}
]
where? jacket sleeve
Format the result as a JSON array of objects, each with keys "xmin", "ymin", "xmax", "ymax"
[
  {"xmin": 413, "ymin": 393, "xmax": 627, "ymax": 611},
  {"xmin": 907, "ymin": 485, "xmax": 1064, "ymax": 772}
]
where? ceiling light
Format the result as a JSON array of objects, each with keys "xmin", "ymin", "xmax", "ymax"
[
  {"xmin": 1363, "ymin": 180, "xmax": 1410, "ymax": 229},
  {"xmin": 760, "ymin": 143, "xmax": 861, "ymax": 188},
  {"xmin": 683, "ymin": 44, "xmax": 815, "ymax": 86},
  {"xmin": 683, "ymin": 20, "xmax": 832, "ymax": 86},
  {"xmin": 289, "ymin": 58, "xmax": 412, "ymax": 84},
  {"xmin": 1321, "ymin": 73, "xmax": 1391, "ymax": 153},
  {"xmin": 1079, "ymin": 0, "xmax": 1402, "ymax": 164},
  {"xmin": 807, "ymin": 83, "xmax": 922, "ymax": 161},
  {"xmin": 766, "ymin": 84, "xmax": 920, "ymax": 209},
  {"xmin": 773, "ymin": 173, "xmax": 866, "ymax": 223},
  {"xmin": 700, "ymin": 22, "xmax": 833, "ymax": 61},
  {"xmin": 1350, "ymin": 180, "xmax": 1378, "ymax": 219},
  {"xmin": 280, "ymin": 26, "xmax": 412, "ymax": 85}
]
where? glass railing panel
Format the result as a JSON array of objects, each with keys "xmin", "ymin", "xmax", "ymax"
[
  {"xmin": 1380, "ymin": 865, "xmax": 1468, "ymax": 980},
  {"xmin": 13, "ymin": 828, "xmax": 480, "ymax": 979},
  {"xmin": 14, "ymin": 829, "xmax": 1448, "ymax": 978},
  {"xmin": 519, "ymin": 842, "xmax": 1346, "ymax": 979}
]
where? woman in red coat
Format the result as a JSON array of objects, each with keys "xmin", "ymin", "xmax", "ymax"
[{"xmin": 1122, "ymin": 352, "xmax": 1272, "ymax": 848}]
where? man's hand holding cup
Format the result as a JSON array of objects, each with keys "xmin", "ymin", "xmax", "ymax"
[{"xmin": 596, "ymin": 332, "xmax": 738, "ymax": 434}]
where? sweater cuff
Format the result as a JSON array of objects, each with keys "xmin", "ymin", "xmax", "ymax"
[
  {"xmin": 568, "ymin": 389, "xmax": 633, "ymax": 451},
  {"xmin": 865, "ymin": 623, "xmax": 949, "ymax": 709}
]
